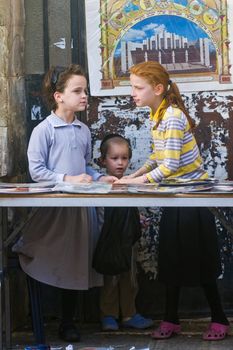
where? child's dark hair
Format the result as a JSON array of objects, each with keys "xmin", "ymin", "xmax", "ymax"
[
  {"xmin": 100, "ymin": 134, "xmax": 132, "ymax": 160},
  {"xmin": 42, "ymin": 64, "xmax": 86, "ymax": 111}
]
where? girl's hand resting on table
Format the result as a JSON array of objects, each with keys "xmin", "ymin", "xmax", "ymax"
[
  {"xmin": 120, "ymin": 173, "xmax": 137, "ymax": 180},
  {"xmin": 64, "ymin": 174, "xmax": 92, "ymax": 183},
  {"xmin": 119, "ymin": 166, "xmax": 148, "ymax": 182},
  {"xmin": 115, "ymin": 175, "xmax": 146, "ymax": 184},
  {"xmin": 99, "ymin": 175, "xmax": 118, "ymax": 183}
]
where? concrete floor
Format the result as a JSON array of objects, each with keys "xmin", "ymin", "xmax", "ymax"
[{"xmin": 10, "ymin": 318, "xmax": 233, "ymax": 350}]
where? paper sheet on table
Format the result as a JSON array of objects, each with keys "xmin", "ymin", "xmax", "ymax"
[{"xmin": 54, "ymin": 182, "xmax": 112, "ymax": 194}]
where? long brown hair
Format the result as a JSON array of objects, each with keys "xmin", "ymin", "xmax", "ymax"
[
  {"xmin": 42, "ymin": 64, "xmax": 86, "ymax": 111},
  {"xmin": 130, "ymin": 61, "xmax": 195, "ymax": 129}
]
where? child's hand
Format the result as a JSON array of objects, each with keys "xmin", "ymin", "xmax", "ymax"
[
  {"xmin": 121, "ymin": 173, "xmax": 137, "ymax": 179},
  {"xmin": 115, "ymin": 175, "xmax": 145, "ymax": 184},
  {"xmin": 98, "ymin": 175, "xmax": 118, "ymax": 183},
  {"xmin": 64, "ymin": 174, "xmax": 92, "ymax": 183}
]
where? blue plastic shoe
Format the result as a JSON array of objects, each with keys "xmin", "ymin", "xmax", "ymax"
[
  {"xmin": 122, "ymin": 314, "xmax": 154, "ymax": 329},
  {"xmin": 102, "ymin": 316, "xmax": 119, "ymax": 331}
]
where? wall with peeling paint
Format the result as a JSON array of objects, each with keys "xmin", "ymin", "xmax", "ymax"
[{"xmin": 87, "ymin": 92, "xmax": 233, "ymax": 181}]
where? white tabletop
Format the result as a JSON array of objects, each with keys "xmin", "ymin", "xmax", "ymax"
[{"xmin": 0, "ymin": 192, "xmax": 233, "ymax": 207}]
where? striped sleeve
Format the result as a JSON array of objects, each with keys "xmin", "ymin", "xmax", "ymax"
[
  {"xmin": 147, "ymin": 116, "xmax": 185, "ymax": 183},
  {"xmin": 144, "ymin": 152, "xmax": 158, "ymax": 171}
]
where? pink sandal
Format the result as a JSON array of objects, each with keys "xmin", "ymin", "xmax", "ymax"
[
  {"xmin": 151, "ymin": 321, "xmax": 181, "ymax": 339},
  {"xmin": 203, "ymin": 322, "xmax": 230, "ymax": 341}
]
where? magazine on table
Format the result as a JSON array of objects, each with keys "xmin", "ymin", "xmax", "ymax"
[
  {"xmin": 0, "ymin": 182, "xmax": 55, "ymax": 194},
  {"xmin": 0, "ymin": 179, "xmax": 233, "ymax": 194}
]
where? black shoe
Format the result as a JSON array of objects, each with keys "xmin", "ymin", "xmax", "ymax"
[{"xmin": 58, "ymin": 323, "xmax": 81, "ymax": 342}]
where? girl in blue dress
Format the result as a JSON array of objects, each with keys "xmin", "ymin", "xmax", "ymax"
[{"xmin": 15, "ymin": 64, "xmax": 116, "ymax": 342}]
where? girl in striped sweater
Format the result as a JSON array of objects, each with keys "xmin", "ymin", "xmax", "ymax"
[{"xmin": 116, "ymin": 61, "xmax": 229, "ymax": 340}]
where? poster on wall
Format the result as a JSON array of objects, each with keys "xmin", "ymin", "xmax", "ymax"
[{"xmin": 85, "ymin": 0, "xmax": 233, "ymax": 96}]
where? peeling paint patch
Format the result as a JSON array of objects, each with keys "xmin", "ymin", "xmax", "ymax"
[
  {"xmin": 88, "ymin": 93, "xmax": 232, "ymax": 180},
  {"xmin": 31, "ymin": 105, "xmax": 43, "ymax": 121},
  {"xmin": 200, "ymin": 122, "xmax": 229, "ymax": 179},
  {"xmin": 137, "ymin": 207, "xmax": 162, "ymax": 280}
]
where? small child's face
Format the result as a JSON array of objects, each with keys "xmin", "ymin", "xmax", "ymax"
[{"xmin": 103, "ymin": 143, "xmax": 130, "ymax": 179}]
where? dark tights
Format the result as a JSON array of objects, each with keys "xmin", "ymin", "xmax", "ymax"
[
  {"xmin": 164, "ymin": 286, "xmax": 180, "ymax": 324},
  {"xmin": 164, "ymin": 282, "xmax": 228, "ymax": 325},
  {"xmin": 61, "ymin": 289, "xmax": 77, "ymax": 325},
  {"xmin": 203, "ymin": 283, "xmax": 228, "ymax": 325}
]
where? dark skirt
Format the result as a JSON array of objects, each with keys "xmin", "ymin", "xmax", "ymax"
[{"xmin": 157, "ymin": 207, "xmax": 221, "ymax": 286}]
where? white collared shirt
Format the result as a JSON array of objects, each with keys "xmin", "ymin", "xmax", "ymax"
[{"xmin": 28, "ymin": 112, "xmax": 101, "ymax": 183}]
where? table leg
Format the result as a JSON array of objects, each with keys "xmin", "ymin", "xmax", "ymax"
[
  {"xmin": 4, "ymin": 245, "xmax": 11, "ymax": 349},
  {"xmin": 0, "ymin": 208, "xmax": 5, "ymax": 349},
  {"xmin": 0, "ymin": 277, "xmax": 2, "ymax": 350},
  {"xmin": 0, "ymin": 207, "xmax": 11, "ymax": 349},
  {"xmin": 5, "ymin": 277, "xmax": 11, "ymax": 348}
]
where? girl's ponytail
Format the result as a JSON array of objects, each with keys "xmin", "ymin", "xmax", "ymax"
[
  {"xmin": 166, "ymin": 81, "xmax": 195, "ymax": 130},
  {"xmin": 156, "ymin": 80, "xmax": 195, "ymax": 130}
]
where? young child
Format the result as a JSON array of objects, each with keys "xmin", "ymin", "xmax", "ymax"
[
  {"xmin": 14, "ymin": 64, "xmax": 116, "ymax": 342},
  {"xmin": 116, "ymin": 61, "xmax": 229, "ymax": 340},
  {"xmin": 98, "ymin": 134, "xmax": 154, "ymax": 331}
]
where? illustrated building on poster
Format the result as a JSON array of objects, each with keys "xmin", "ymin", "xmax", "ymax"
[{"xmin": 120, "ymin": 29, "xmax": 213, "ymax": 74}]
